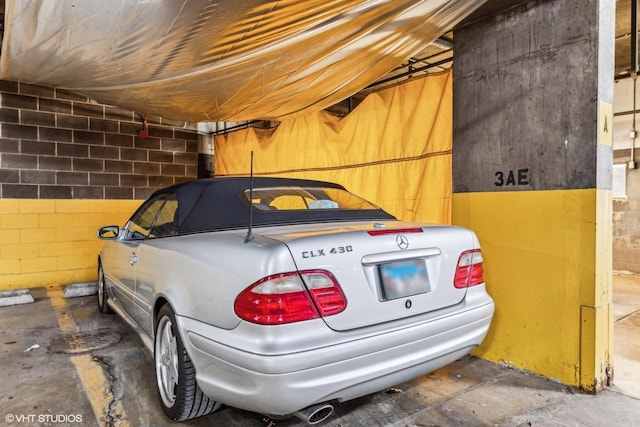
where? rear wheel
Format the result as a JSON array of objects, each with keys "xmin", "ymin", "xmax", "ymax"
[
  {"xmin": 97, "ymin": 263, "xmax": 113, "ymax": 314},
  {"xmin": 154, "ymin": 304, "xmax": 221, "ymax": 421}
]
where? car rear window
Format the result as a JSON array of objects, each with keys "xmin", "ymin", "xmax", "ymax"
[{"xmin": 245, "ymin": 186, "xmax": 380, "ymax": 212}]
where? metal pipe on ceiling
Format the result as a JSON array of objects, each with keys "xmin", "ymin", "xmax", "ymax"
[
  {"xmin": 208, "ymin": 120, "xmax": 271, "ymax": 136},
  {"xmin": 631, "ymin": 0, "xmax": 638, "ymax": 165},
  {"xmin": 633, "ymin": 0, "xmax": 638, "ymax": 74},
  {"xmin": 363, "ymin": 57, "xmax": 453, "ymax": 91}
]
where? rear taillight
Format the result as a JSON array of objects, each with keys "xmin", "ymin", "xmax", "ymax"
[
  {"xmin": 454, "ymin": 249, "xmax": 484, "ymax": 288},
  {"xmin": 234, "ymin": 270, "xmax": 347, "ymax": 325},
  {"xmin": 301, "ymin": 270, "xmax": 347, "ymax": 316}
]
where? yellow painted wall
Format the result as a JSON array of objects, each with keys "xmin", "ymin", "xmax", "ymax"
[
  {"xmin": 0, "ymin": 199, "xmax": 141, "ymax": 290},
  {"xmin": 453, "ymin": 189, "xmax": 613, "ymax": 390}
]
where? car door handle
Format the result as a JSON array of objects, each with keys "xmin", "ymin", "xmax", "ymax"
[{"xmin": 130, "ymin": 253, "xmax": 138, "ymax": 266}]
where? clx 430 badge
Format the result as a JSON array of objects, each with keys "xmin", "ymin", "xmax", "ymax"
[{"xmin": 302, "ymin": 245, "xmax": 353, "ymax": 258}]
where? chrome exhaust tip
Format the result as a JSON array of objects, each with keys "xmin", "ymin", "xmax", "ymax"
[{"xmin": 293, "ymin": 403, "xmax": 334, "ymax": 425}]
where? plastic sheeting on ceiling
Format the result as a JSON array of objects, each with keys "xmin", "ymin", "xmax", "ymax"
[{"xmin": 0, "ymin": 0, "xmax": 485, "ymax": 122}]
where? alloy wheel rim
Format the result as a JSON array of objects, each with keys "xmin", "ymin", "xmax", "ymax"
[
  {"xmin": 155, "ymin": 316, "xmax": 179, "ymax": 408},
  {"xmin": 98, "ymin": 268, "xmax": 104, "ymax": 304}
]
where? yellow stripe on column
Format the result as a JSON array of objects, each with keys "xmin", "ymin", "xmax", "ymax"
[{"xmin": 46, "ymin": 285, "xmax": 130, "ymax": 426}]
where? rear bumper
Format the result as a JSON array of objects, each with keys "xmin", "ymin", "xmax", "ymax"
[{"xmin": 177, "ymin": 290, "xmax": 494, "ymax": 416}]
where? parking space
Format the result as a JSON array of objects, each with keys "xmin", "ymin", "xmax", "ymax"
[{"xmin": 1, "ymin": 277, "xmax": 639, "ymax": 427}]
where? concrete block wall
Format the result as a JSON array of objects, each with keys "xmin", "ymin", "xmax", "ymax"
[
  {"xmin": 0, "ymin": 80, "xmax": 198, "ymax": 200},
  {"xmin": 613, "ymin": 77, "xmax": 640, "ymax": 273},
  {"xmin": 0, "ymin": 198, "xmax": 140, "ymax": 289},
  {"xmin": 612, "ymin": 168, "xmax": 640, "ymax": 273},
  {"xmin": 0, "ymin": 80, "xmax": 199, "ymax": 289}
]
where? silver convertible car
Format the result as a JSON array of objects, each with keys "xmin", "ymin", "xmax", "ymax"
[{"xmin": 97, "ymin": 177, "xmax": 494, "ymax": 424}]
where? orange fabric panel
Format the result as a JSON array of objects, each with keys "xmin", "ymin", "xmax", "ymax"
[{"xmin": 215, "ymin": 70, "xmax": 452, "ymax": 224}]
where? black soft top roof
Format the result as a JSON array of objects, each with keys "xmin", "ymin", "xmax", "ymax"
[{"xmin": 150, "ymin": 177, "xmax": 395, "ymax": 233}]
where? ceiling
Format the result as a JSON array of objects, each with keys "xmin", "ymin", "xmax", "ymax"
[
  {"xmin": 0, "ymin": 0, "xmax": 636, "ymax": 122},
  {"xmin": 0, "ymin": 0, "xmax": 486, "ymax": 122},
  {"xmin": 329, "ymin": 0, "xmax": 636, "ymax": 116},
  {"xmin": 364, "ymin": 0, "xmax": 637, "ymax": 93}
]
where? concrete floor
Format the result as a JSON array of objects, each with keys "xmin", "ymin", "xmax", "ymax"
[{"xmin": 1, "ymin": 274, "xmax": 639, "ymax": 427}]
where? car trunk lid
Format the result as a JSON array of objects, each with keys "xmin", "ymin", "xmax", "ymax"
[{"xmin": 255, "ymin": 221, "xmax": 478, "ymax": 331}]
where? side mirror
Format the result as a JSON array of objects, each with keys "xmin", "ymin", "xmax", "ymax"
[{"xmin": 97, "ymin": 225, "xmax": 120, "ymax": 240}]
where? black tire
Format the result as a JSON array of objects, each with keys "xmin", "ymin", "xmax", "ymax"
[
  {"xmin": 154, "ymin": 304, "xmax": 221, "ymax": 421},
  {"xmin": 97, "ymin": 263, "xmax": 113, "ymax": 314}
]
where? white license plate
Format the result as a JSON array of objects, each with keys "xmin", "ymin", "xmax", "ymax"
[{"xmin": 379, "ymin": 259, "xmax": 430, "ymax": 300}]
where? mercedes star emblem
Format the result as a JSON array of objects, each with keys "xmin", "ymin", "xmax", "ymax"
[{"xmin": 396, "ymin": 234, "xmax": 409, "ymax": 250}]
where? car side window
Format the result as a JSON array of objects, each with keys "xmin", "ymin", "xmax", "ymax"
[
  {"xmin": 125, "ymin": 195, "xmax": 168, "ymax": 240},
  {"xmin": 150, "ymin": 194, "xmax": 179, "ymax": 238}
]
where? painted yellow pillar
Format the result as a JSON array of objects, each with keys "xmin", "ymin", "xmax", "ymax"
[
  {"xmin": 452, "ymin": 190, "xmax": 612, "ymax": 389},
  {"xmin": 452, "ymin": 0, "xmax": 614, "ymax": 390}
]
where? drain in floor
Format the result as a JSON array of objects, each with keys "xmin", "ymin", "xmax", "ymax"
[{"xmin": 49, "ymin": 330, "xmax": 121, "ymax": 354}]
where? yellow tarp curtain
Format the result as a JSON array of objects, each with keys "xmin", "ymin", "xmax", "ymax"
[{"xmin": 214, "ymin": 70, "xmax": 452, "ymax": 224}]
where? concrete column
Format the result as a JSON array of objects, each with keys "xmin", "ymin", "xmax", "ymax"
[{"xmin": 452, "ymin": 0, "xmax": 615, "ymax": 391}]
